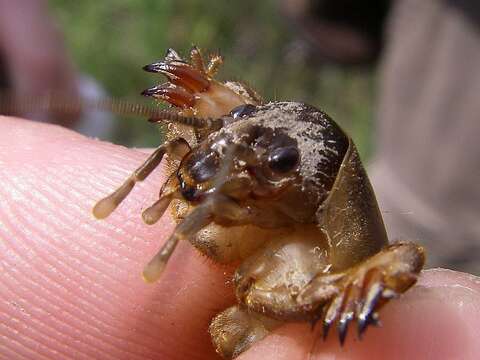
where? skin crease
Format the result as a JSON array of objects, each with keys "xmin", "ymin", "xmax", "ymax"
[{"xmin": 1, "ymin": 117, "xmax": 480, "ymax": 360}]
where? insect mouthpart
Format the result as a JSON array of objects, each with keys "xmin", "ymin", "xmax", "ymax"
[{"xmin": 176, "ymin": 138, "xmax": 257, "ymax": 203}]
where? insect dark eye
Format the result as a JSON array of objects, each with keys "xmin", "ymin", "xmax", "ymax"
[
  {"xmin": 268, "ymin": 146, "xmax": 299, "ymax": 173},
  {"xmin": 230, "ymin": 104, "xmax": 256, "ymax": 119},
  {"xmin": 188, "ymin": 151, "xmax": 218, "ymax": 183}
]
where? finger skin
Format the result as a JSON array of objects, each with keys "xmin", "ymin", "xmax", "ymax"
[
  {"xmin": 0, "ymin": 117, "xmax": 234, "ymax": 359},
  {"xmin": 238, "ymin": 268, "xmax": 480, "ymax": 360}
]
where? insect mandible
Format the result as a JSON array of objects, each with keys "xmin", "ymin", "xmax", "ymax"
[{"xmin": 91, "ymin": 47, "xmax": 425, "ymax": 359}]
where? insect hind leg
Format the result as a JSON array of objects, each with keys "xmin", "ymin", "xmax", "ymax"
[{"xmin": 209, "ymin": 305, "xmax": 281, "ymax": 359}]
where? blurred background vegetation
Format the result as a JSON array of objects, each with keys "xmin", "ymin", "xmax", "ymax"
[{"xmin": 49, "ymin": 0, "xmax": 377, "ymax": 158}]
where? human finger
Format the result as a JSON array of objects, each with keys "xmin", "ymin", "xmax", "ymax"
[{"xmin": 0, "ymin": 116, "xmax": 234, "ymax": 359}]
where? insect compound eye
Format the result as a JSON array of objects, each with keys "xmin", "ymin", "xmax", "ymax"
[
  {"xmin": 267, "ymin": 146, "xmax": 300, "ymax": 174},
  {"xmin": 188, "ymin": 151, "xmax": 219, "ymax": 183},
  {"xmin": 230, "ymin": 104, "xmax": 257, "ymax": 119}
]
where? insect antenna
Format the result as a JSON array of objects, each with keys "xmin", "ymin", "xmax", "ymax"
[{"xmin": 0, "ymin": 91, "xmax": 224, "ymax": 130}]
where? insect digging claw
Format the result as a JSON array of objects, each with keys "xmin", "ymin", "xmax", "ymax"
[
  {"xmin": 322, "ymin": 320, "xmax": 331, "ymax": 341},
  {"xmin": 357, "ymin": 311, "xmax": 380, "ymax": 339},
  {"xmin": 143, "ymin": 61, "xmax": 210, "ymax": 93},
  {"xmin": 165, "ymin": 48, "xmax": 182, "ymax": 61},
  {"xmin": 322, "ymin": 292, "xmax": 344, "ymax": 341},
  {"xmin": 357, "ymin": 315, "xmax": 367, "ymax": 339},
  {"xmin": 141, "ymin": 84, "xmax": 195, "ymax": 108},
  {"xmin": 359, "ymin": 282, "xmax": 384, "ymax": 323},
  {"xmin": 337, "ymin": 313, "xmax": 353, "ymax": 346}
]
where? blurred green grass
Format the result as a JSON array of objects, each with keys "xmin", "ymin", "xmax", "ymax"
[{"xmin": 49, "ymin": 0, "xmax": 376, "ymax": 158}]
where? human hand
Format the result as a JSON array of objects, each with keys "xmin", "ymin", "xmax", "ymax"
[{"xmin": 1, "ymin": 117, "xmax": 479, "ymax": 359}]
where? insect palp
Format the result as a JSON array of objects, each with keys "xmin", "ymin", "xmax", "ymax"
[
  {"xmin": 142, "ymin": 203, "xmax": 213, "ymax": 283},
  {"xmin": 92, "ymin": 138, "xmax": 189, "ymax": 220},
  {"xmin": 142, "ymin": 193, "xmax": 176, "ymax": 225}
]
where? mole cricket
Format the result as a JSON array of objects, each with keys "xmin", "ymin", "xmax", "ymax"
[{"xmin": 3, "ymin": 47, "xmax": 426, "ymax": 359}]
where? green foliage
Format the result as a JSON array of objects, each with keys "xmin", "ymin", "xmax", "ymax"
[{"xmin": 49, "ymin": 0, "xmax": 375, "ymax": 158}]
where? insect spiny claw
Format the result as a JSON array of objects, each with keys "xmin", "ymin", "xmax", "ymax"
[
  {"xmin": 143, "ymin": 62, "xmax": 160, "ymax": 73},
  {"xmin": 141, "ymin": 85, "xmax": 161, "ymax": 97},
  {"xmin": 144, "ymin": 61, "xmax": 182, "ymax": 77},
  {"xmin": 322, "ymin": 320, "xmax": 332, "ymax": 341},
  {"xmin": 190, "ymin": 45, "xmax": 207, "ymax": 73},
  {"xmin": 357, "ymin": 314, "xmax": 368, "ymax": 339},
  {"xmin": 152, "ymin": 61, "xmax": 210, "ymax": 93},
  {"xmin": 165, "ymin": 48, "xmax": 182, "ymax": 61},
  {"xmin": 337, "ymin": 312, "xmax": 353, "ymax": 346},
  {"xmin": 322, "ymin": 293, "xmax": 343, "ymax": 341},
  {"xmin": 141, "ymin": 83, "xmax": 195, "ymax": 108},
  {"xmin": 357, "ymin": 309, "xmax": 379, "ymax": 339},
  {"xmin": 359, "ymin": 282, "xmax": 384, "ymax": 324}
]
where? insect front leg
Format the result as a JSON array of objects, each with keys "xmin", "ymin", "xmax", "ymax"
[
  {"xmin": 92, "ymin": 137, "xmax": 190, "ymax": 219},
  {"xmin": 143, "ymin": 47, "xmax": 261, "ymax": 124},
  {"xmin": 230, "ymin": 236, "xmax": 424, "ymax": 353},
  {"xmin": 297, "ymin": 241, "xmax": 425, "ymax": 344}
]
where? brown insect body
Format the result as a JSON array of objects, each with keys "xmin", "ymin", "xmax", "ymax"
[{"xmin": 91, "ymin": 47, "xmax": 425, "ymax": 359}]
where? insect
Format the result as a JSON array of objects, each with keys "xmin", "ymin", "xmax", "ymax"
[{"xmin": 3, "ymin": 47, "xmax": 426, "ymax": 359}]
